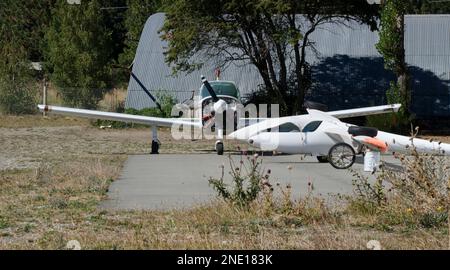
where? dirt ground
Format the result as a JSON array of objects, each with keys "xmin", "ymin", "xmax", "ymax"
[{"xmin": 0, "ymin": 115, "xmax": 246, "ymax": 171}]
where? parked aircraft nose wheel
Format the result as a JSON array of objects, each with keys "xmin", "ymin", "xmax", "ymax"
[
  {"xmin": 216, "ymin": 142, "xmax": 224, "ymax": 155},
  {"xmin": 316, "ymin": 156, "xmax": 329, "ymax": 163},
  {"xmin": 328, "ymin": 143, "xmax": 356, "ymax": 169}
]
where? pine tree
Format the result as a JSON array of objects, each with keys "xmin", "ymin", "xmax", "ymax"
[
  {"xmin": 45, "ymin": 0, "xmax": 114, "ymax": 109},
  {"xmin": 119, "ymin": 0, "xmax": 162, "ymax": 65},
  {"xmin": 0, "ymin": 0, "xmax": 55, "ymax": 114}
]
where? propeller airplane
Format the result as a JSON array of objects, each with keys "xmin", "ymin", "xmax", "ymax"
[{"xmin": 38, "ymin": 76, "xmax": 450, "ymax": 171}]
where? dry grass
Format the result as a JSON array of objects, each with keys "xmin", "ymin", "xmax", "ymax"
[
  {"xmin": 97, "ymin": 88, "xmax": 127, "ymax": 112},
  {"xmin": 0, "ymin": 115, "xmax": 448, "ymax": 249},
  {"xmin": 0, "ymin": 115, "xmax": 91, "ymax": 128}
]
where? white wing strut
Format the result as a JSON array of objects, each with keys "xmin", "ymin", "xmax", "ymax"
[{"xmin": 37, "ymin": 105, "xmax": 203, "ymax": 128}]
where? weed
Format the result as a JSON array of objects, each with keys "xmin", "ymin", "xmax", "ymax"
[{"xmin": 208, "ymin": 154, "xmax": 267, "ymax": 208}]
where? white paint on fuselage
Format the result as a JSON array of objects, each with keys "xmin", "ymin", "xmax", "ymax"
[
  {"xmin": 228, "ymin": 112, "xmax": 356, "ymax": 156},
  {"xmin": 228, "ymin": 110, "xmax": 450, "ymax": 157}
]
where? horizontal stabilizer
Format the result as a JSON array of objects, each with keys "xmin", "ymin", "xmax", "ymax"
[{"xmin": 327, "ymin": 104, "xmax": 401, "ymax": 119}]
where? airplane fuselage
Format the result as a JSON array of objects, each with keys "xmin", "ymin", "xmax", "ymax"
[{"xmin": 228, "ymin": 113, "xmax": 450, "ymax": 157}]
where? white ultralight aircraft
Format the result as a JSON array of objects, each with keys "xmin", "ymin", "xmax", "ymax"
[{"xmin": 38, "ymin": 77, "xmax": 450, "ymax": 170}]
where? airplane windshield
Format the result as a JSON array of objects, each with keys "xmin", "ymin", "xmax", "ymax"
[
  {"xmin": 270, "ymin": 122, "xmax": 300, "ymax": 132},
  {"xmin": 199, "ymin": 81, "xmax": 240, "ymax": 99},
  {"xmin": 302, "ymin": 121, "xmax": 322, "ymax": 132}
]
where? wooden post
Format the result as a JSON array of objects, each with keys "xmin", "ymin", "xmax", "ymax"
[{"xmin": 43, "ymin": 77, "xmax": 47, "ymax": 117}]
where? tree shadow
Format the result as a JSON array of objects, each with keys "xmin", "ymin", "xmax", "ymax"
[{"xmin": 307, "ymin": 55, "xmax": 450, "ymax": 118}]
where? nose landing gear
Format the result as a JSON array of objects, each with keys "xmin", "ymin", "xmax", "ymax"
[
  {"xmin": 215, "ymin": 141, "xmax": 224, "ymax": 155},
  {"xmin": 316, "ymin": 156, "xmax": 329, "ymax": 163}
]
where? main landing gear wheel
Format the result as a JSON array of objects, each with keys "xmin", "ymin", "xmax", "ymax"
[
  {"xmin": 328, "ymin": 143, "xmax": 356, "ymax": 169},
  {"xmin": 151, "ymin": 140, "xmax": 160, "ymax": 154},
  {"xmin": 317, "ymin": 156, "xmax": 329, "ymax": 163},
  {"xmin": 216, "ymin": 142, "xmax": 224, "ymax": 155}
]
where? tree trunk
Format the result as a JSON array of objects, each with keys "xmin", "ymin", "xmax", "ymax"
[
  {"xmin": 293, "ymin": 27, "xmax": 314, "ymax": 114},
  {"xmin": 396, "ymin": 13, "xmax": 410, "ymax": 113}
]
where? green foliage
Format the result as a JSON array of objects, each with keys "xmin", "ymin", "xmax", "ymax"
[
  {"xmin": 366, "ymin": 82, "xmax": 410, "ymax": 133},
  {"xmin": 209, "ymin": 154, "xmax": 268, "ymax": 208},
  {"xmin": 0, "ymin": 71, "xmax": 37, "ymax": 115},
  {"xmin": 119, "ymin": 0, "xmax": 162, "ymax": 66},
  {"xmin": 124, "ymin": 91, "xmax": 177, "ymax": 118},
  {"xmin": 0, "ymin": 215, "xmax": 10, "ymax": 229},
  {"xmin": 0, "ymin": 0, "xmax": 54, "ymax": 114},
  {"xmin": 0, "ymin": 0, "xmax": 56, "ymax": 64},
  {"xmin": 376, "ymin": 0, "xmax": 413, "ymax": 125},
  {"xmin": 366, "ymin": 113, "xmax": 404, "ymax": 134},
  {"xmin": 94, "ymin": 90, "xmax": 177, "ymax": 128},
  {"xmin": 413, "ymin": 0, "xmax": 450, "ymax": 14},
  {"xmin": 376, "ymin": 0, "xmax": 407, "ymax": 73},
  {"xmin": 419, "ymin": 212, "xmax": 447, "ymax": 228},
  {"xmin": 349, "ymin": 169, "xmax": 386, "ymax": 210},
  {"xmin": 386, "ymin": 81, "xmax": 401, "ymax": 105},
  {"xmin": 45, "ymin": 0, "xmax": 114, "ymax": 109}
]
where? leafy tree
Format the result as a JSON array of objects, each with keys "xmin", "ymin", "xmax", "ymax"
[
  {"xmin": 100, "ymin": 0, "xmax": 128, "ymax": 59},
  {"xmin": 119, "ymin": 0, "xmax": 163, "ymax": 66},
  {"xmin": 376, "ymin": 0, "xmax": 412, "ymax": 121},
  {"xmin": 413, "ymin": 0, "xmax": 450, "ymax": 14},
  {"xmin": 0, "ymin": 0, "xmax": 55, "ymax": 114},
  {"xmin": 376, "ymin": 0, "xmax": 414, "ymax": 133},
  {"xmin": 0, "ymin": 67, "xmax": 36, "ymax": 115},
  {"xmin": 45, "ymin": 0, "xmax": 114, "ymax": 109},
  {"xmin": 0, "ymin": 0, "xmax": 56, "ymax": 64},
  {"xmin": 161, "ymin": 0, "xmax": 378, "ymax": 115}
]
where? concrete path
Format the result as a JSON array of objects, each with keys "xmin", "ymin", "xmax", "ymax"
[{"xmin": 100, "ymin": 154, "xmax": 402, "ymax": 210}]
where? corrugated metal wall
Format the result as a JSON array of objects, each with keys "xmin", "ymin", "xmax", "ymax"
[
  {"xmin": 405, "ymin": 15, "xmax": 450, "ymax": 117},
  {"xmin": 126, "ymin": 13, "xmax": 450, "ymax": 118}
]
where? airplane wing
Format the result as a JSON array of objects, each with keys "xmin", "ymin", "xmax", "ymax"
[
  {"xmin": 327, "ymin": 104, "xmax": 401, "ymax": 118},
  {"xmin": 38, "ymin": 105, "xmax": 203, "ymax": 128}
]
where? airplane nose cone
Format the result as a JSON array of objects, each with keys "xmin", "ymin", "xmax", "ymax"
[
  {"xmin": 228, "ymin": 130, "xmax": 248, "ymax": 141},
  {"xmin": 227, "ymin": 131, "xmax": 237, "ymax": 140}
]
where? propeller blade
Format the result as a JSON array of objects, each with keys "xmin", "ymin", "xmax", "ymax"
[{"xmin": 201, "ymin": 76, "xmax": 219, "ymax": 102}]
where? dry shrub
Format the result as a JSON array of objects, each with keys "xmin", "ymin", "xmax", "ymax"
[
  {"xmin": 385, "ymin": 150, "xmax": 448, "ymax": 213},
  {"xmin": 208, "ymin": 154, "xmax": 267, "ymax": 208},
  {"xmin": 380, "ymin": 149, "xmax": 449, "ymax": 228},
  {"xmin": 349, "ymin": 145, "xmax": 449, "ymax": 229},
  {"xmin": 209, "ymin": 154, "xmax": 335, "ymax": 226}
]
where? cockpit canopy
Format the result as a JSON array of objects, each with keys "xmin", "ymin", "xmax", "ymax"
[{"xmin": 199, "ymin": 81, "xmax": 240, "ymax": 100}]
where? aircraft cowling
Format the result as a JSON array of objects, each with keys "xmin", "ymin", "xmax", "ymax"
[{"xmin": 213, "ymin": 99, "xmax": 227, "ymax": 114}]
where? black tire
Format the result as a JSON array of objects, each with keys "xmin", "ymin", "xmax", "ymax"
[
  {"xmin": 328, "ymin": 143, "xmax": 356, "ymax": 169},
  {"xmin": 151, "ymin": 140, "xmax": 159, "ymax": 154},
  {"xmin": 317, "ymin": 156, "xmax": 329, "ymax": 163},
  {"xmin": 216, "ymin": 142, "xmax": 224, "ymax": 155}
]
